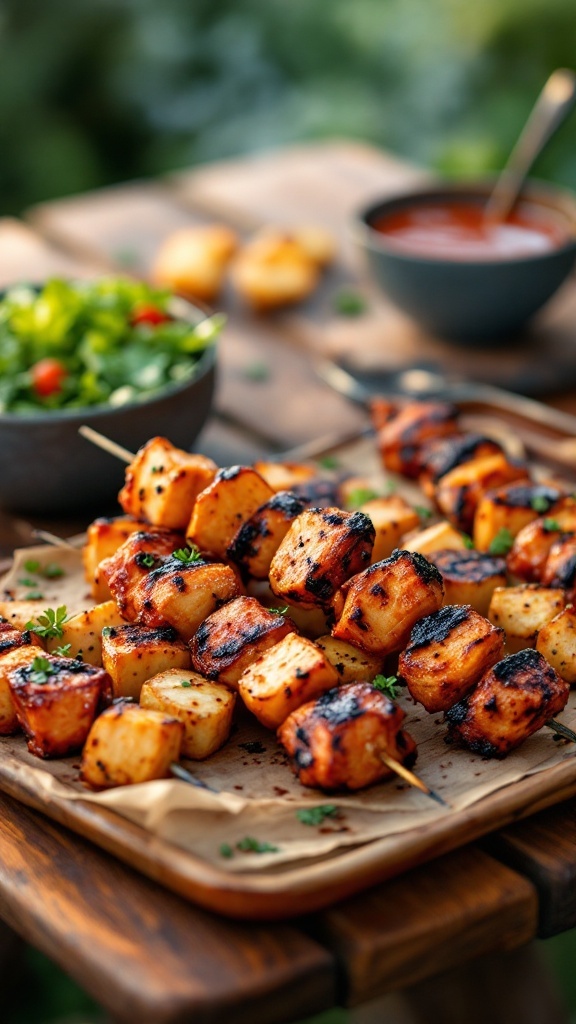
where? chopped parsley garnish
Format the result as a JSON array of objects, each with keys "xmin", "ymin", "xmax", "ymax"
[
  {"xmin": 488, "ymin": 528, "xmax": 514, "ymax": 556},
  {"xmin": 52, "ymin": 644, "xmax": 72, "ymax": 657},
  {"xmin": 346, "ymin": 487, "xmax": 380, "ymax": 509},
  {"xmin": 318, "ymin": 454, "xmax": 340, "ymax": 470},
  {"xmin": 24, "ymin": 560, "xmax": 41, "ymax": 574},
  {"xmin": 296, "ymin": 805, "xmax": 340, "ymax": 826},
  {"xmin": 181, "ymin": 680, "xmax": 192, "ymax": 688},
  {"xmin": 333, "ymin": 289, "xmax": 367, "ymax": 316},
  {"xmin": 172, "ymin": 545, "xmax": 202, "ymax": 564},
  {"xmin": 531, "ymin": 494, "xmax": 552, "ymax": 513},
  {"xmin": 140, "ymin": 553, "xmax": 156, "ymax": 568},
  {"xmin": 543, "ymin": 518, "xmax": 561, "ymax": 533},
  {"xmin": 219, "ymin": 843, "xmax": 234, "ymax": 859},
  {"xmin": 235, "ymin": 836, "xmax": 279, "ymax": 854},
  {"xmin": 22, "ymin": 559, "xmax": 64, "ymax": 580},
  {"xmin": 43, "ymin": 563, "xmax": 64, "ymax": 579},
  {"xmin": 19, "ymin": 578, "xmax": 38, "ymax": 588},
  {"xmin": 414, "ymin": 505, "xmax": 433, "ymax": 520},
  {"xmin": 25, "ymin": 605, "xmax": 69, "ymax": 640},
  {"xmin": 101, "ymin": 626, "xmax": 114, "ymax": 637},
  {"xmin": 26, "ymin": 592, "xmax": 44, "ymax": 600},
  {"xmin": 462, "ymin": 534, "xmax": 475, "ymax": 550},
  {"xmin": 243, "ymin": 361, "xmax": 270, "ymax": 382},
  {"xmin": 29, "ymin": 655, "xmax": 55, "ymax": 684},
  {"xmin": 371, "ymin": 674, "xmax": 400, "ymax": 699},
  {"xmin": 268, "ymin": 606, "xmax": 289, "ymax": 616}
]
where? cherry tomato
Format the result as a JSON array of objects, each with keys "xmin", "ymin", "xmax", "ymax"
[
  {"xmin": 131, "ymin": 303, "xmax": 169, "ymax": 326},
  {"xmin": 31, "ymin": 358, "xmax": 68, "ymax": 398}
]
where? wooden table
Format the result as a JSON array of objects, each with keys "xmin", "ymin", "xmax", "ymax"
[{"xmin": 1, "ymin": 142, "xmax": 576, "ymax": 1024}]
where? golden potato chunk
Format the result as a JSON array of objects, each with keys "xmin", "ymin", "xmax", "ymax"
[
  {"xmin": 81, "ymin": 703, "xmax": 184, "ymax": 789},
  {"xmin": 398, "ymin": 605, "xmax": 505, "ymax": 712},
  {"xmin": 507, "ymin": 507, "xmax": 576, "ymax": 582},
  {"xmin": 230, "ymin": 230, "xmax": 320, "ymax": 311},
  {"xmin": 119, "ymin": 436, "xmax": 217, "ymax": 531},
  {"xmin": 83, "ymin": 515, "xmax": 150, "ymax": 602},
  {"xmin": 9, "ymin": 654, "xmax": 109, "ymax": 758},
  {"xmin": 151, "ymin": 224, "xmax": 238, "ymax": 303},
  {"xmin": 537, "ymin": 605, "xmax": 576, "ymax": 684},
  {"xmin": 360, "ymin": 495, "xmax": 420, "ymax": 564},
  {"xmin": 0, "ymin": 601, "xmax": 56, "ymax": 636},
  {"xmin": 140, "ymin": 669, "xmax": 235, "ymax": 759},
  {"xmin": 101, "ymin": 623, "xmax": 191, "ymax": 700},
  {"xmin": 376, "ymin": 401, "xmax": 460, "ymax": 478},
  {"xmin": 269, "ymin": 508, "xmax": 374, "ymax": 610},
  {"xmin": 139, "ymin": 558, "xmax": 241, "ymax": 641},
  {"xmin": 190, "ymin": 596, "xmax": 295, "ymax": 689},
  {"xmin": 227, "ymin": 491, "xmax": 307, "ymax": 579},
  {"xmin": 0, "ymin": 643, "xmax": 43, "ymax": 735},
  {"xmin": 332, "ymin": 550, "xmax": 444, "ymax": 656},
  {"xmin": 46, "ymin": 600, "xmax": 126, "ymax": 666},
  {"xmin": 238, "ymin": 632, "xmax": 339, "ymax": 730},
  {"xmin": 252, "ymin": 462, "xmax": 317, "ymax": 493},
  {"xmin": 473, "ymin": 483, "xmax": 567, "ymax": 553},
  {"xmin": 186, "ymin": 465, "xmax": 274, "ymax": 561},
  {"xmin": 488, "ymin": 585, "xmax": 567, "ymax": 654},
  {"xmin": 435, "ymin": 453, "xmax": 530, "ymax": 534},
  {"xmin": 427, "ymin": 549, "xmax": 507, "ymax": 617},
  {"xmin": 315, "ymin": 635, "xmax": 383, "ymax": 684},
  {"xmin": 445, "ymin": 649, "xmax": 569, "ymax": 758},
  {"xmin": 402, "ymin": 520, "xmax": 469, "ymax": 556},
  {"xmin": 278, "ymin": 682, "xmax": 417, "ymax": 791}
]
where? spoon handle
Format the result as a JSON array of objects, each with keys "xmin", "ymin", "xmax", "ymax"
[{"xmin": 485, "ymin": 68, "xmax": 576, "ymax": 223}]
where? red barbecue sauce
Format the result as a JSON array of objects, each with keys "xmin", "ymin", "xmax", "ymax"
[{"xmin": 372, "ymin": 200, "xmax": 571, "ymax": 261}]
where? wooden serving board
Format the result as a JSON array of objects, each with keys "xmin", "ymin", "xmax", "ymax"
[{"xmin": 0, "ymin": 399, "xmax": 575, "ymax": 922}]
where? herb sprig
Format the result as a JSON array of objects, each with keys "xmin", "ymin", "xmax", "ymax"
[
  {"xmin": 25, "ymin": 605, "xmax": 69, "ymax": 640},
  {"xmin": 371, "ymin": 674, "xmax": 400, "ymax": 699}
]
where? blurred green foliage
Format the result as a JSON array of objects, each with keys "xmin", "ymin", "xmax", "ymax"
[{"xmin": 0, "ymin": 0, "xmax": 575, "ymax": 214}]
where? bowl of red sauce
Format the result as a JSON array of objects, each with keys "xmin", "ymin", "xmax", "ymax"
[{"xmin": 356, "ymin": 180, "xmax": 576, "ymax": 341}]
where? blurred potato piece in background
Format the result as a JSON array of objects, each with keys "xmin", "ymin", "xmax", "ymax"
[
  {"xmin": 151, "ymin": 224, "xmax": 238, "ymax": 304},
  {"xmin": 231, "ymin": 229, "xmax": 320, "ymax": 311}
]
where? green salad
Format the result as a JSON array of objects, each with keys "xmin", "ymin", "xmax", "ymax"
[{"xmin": 0, "ymin": 277, "xmax": 223, "ymax": 414}]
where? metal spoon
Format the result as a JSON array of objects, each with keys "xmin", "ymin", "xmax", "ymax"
[{"xmin": 485, "ymin": 68, "xmax": 576, "ymax": 222}]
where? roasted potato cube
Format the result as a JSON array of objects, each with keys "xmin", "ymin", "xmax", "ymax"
[
  {"xmin": 230, "ymin": 230, "xmax": 320, "ymax": 311},
  {"xmin": 488, "ymin": 585, "xmax": 567, "ymax": 654},
  {"xmin": 537, "ymin": 605, "xmax": 576, "ymax": 684},
  {"xmin": 376, "ymin": 401, "xmax": 460, "ymax": 478},
  {"xmin": 360, "ymin": 496, "xmax": 420, "ymax": 563},
  {"xmin": 252, "ymin": 462, "xmax": 317, "ymax": 493},
  {"xmin": 151, "ymin": 224, "xmax": 238, "ymax": 303},
  {"xmin": 81, "ymin": 703, "xmax": 184, "ymax": 789},
  {"xmin": 101, "ymin": 528, "xmax": 184, "ymax": 622},
  {"xmin": 445, "ymin": 649, "xmax": 569, "ymax": 758},
  {"xmin": 269, "ymin": 508, "xmax": 374, "ymax": 610},
  {"xmin": 332, "ymin": 550, "xmax": 444, "ymax": 655},
  {"xmin": 0, "ymin": 601, "xmax": 55, "ymax": 637},
  {"xmin": 83, "ymin": 515, "xmax": 149, "ymax": 601},
  {"xmin": 419, "ymin": 433, "xmax": 504, "ymax": 499},
  {"xmin": 427, "ymin": 549, "xmax": 507, "ymax": 617},
  {"xmin": 119, "ymin": 436, "xmax": 217, "ymax": 530},
  {"xmin": 402, "ymin": 520, "xmax": 469, "ymax": 556},
  {"xmin": 398, "ymin": 605, "xmax": 505, "ymax": 712},
  {"xmin": 101, "ymin": 624, "xmax": 191, "ymax": 700},
  {"xmin": 278, "ymin": 682, "xmax": 417, "ymax": 791},
  {"xmin": 227, "ymin": 491, "xmax": 307, "ymax": 579},
  {"xmin": 46, "ymin": 600, "xmax": 127, "ymax": 666},
  {"xmin": 9, "ymin": 654, "xmax": 109, "ymax": 758},
  {"xmin": 139, "ymin": 558, "xmax": 241, "ymax": 641},
  {"xmin": 186, "ymin": 465, "xmax": 274, "ymax": 561},
  {"xmin": 315, "ymin": 635, "xmax": 383, "ymax": 684},
  {"xmin": 507, "ymin": 507, "xmax": 576, "ymax": 582},
  {"xmin": 190, "ymin": 596, "xmax": 295, "ymax": 688},
  {"xmin": 0, "ymin": 644, "xmax": 43, "ymax": 735},
  {"xmin": 473, "ymin": 483, "xmax": 567, "ymax": 553},
  {"xmin": 435, "ymin": 453, "xmax": 530, "ymax": 534},
  {"xmin": 140, "ymin": 669, "xmax": 235, "ymax": 759},
  {"xmin": 541, "ymin": 534, "xmax": 576, "ymax": 601},
  {"xmin": 280, "ymin": 604, "xmax": 333, "ymax": 640},
  {"xmin": 238, "ymin": 632, "xmax": 339, "ymax": 730}
]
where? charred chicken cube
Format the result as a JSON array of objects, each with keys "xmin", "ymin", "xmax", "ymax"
[
  {"xmin": 46, "ymin": 600, "xmax": 127, "ymax": 666},
  {"xmin": 138, "ymin": 557, "xmax": 241, "ymax": 641},
  {"xmin": 434, "ymin": 453, "xmax": 530, "ymax": 534},
  {"xmin": 473, "ymin": 483, "xmax": 568, "ymax": 554},
  {"xmin": 332, "ymin": 550, "xmax": 444, "ymax": 656},
  {"xmin": 402, "ymin": 520, "xmax": 470, "ymax": 556},
  {"xmin": 427, "ymin": 548, "xmax": 506, "ymax": 617},
  {"xmin": 398, "ymin": 605, "xmax": 505, "ymax": 712},
  {"xmin": 190, "ymin": 596, "xmax": 295, "ymax": 689},
  {"xmin": 81, "ymin": 703, "xmax": 184, "ymax": 789},
  {"xmin": 507, "ymin": 507, "xmax": 576, "ymax": 582},
  {"xmin": 83, "ymin": 515, "xmax": 151, "ymax": 601},
  {"xmin": 488, "ymin": 585, "xmax": 566, "ymax": 655},
  {"xmin": 419, "ymin": 433, "xmax": 505, "ymax": 500},
  {"xmin": 541, "ymin": 534, "xmax": 576, "ymax": 601},
  {"xmin": 376, "ymin": 400, "xmax": 460, "ymax": 478},
  {"xmin": 227, "ymin": 491, "xmax": 307, "ymax": 579},
  {"xmin": 101, "ymin": 623, "xmax": 191, "ymax": 700},
  {"xmin": 269, "ymin": 508, "xmax": 374, "ymax": 610},
  {"xmin": 186, "ymin": 465, "xmax": 275, "ymax": 561},
  {"xmin": 9, "ymin": 654, "xmax": 110, "ymax": 758},
  {"xmin": 118, "ymin": 436, "xmax": 217, "ymax": 530},
  {"xmin": 251, "ymin": 461, "xmax": 317, "ymax": 493},
  {"xmin": 238, "ymin": 632, "xmax": 339, "ymax": 730},
  {"xmin": 0, "ymin": 644, "xmax": 45, "ymax": 735},
  {"xmin": 101, "ymin": 529, "xmax": 184, "ymax": 622},
  {"xmin": 359, "ymin": 496, "xmax": 420, "ymax": 564},
  {"xmin": 140, "ymin": 669, "xmax": 235, "ymax": 759},
  {"xmin": 278, "ymin": 681, "xmax": 417, "ymax": 791},
  {"xmin": 537, "ymin": 605, "xmax": 576, "ymax": 684},
  {"xmin": 315, "ymin": 635, "xmax": 383, "ymax": 685},
  {"xmin": 445, "ymin": 648, "xmax": 569, "ymax": 758}
]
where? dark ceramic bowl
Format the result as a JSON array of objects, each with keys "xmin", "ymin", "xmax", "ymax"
[
  {"xmin": 0, "ymin": 294, "xmax": 217, "ymax": 515},
  {"xmin": 356, "ymin": 179, "xmax": 576, "ymax": 342}
]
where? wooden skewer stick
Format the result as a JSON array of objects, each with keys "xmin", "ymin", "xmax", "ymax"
[
  {"xmin": 32, "ymin": 529, "xmax": 78, "ymax": 550},
  {"xmin": 379, "ymin": 752, "xmax": 450, "ymax": 809},
  {"xmin": 547, "ymin": 719, "xmax": 576, "ymax": 743},
  {"xmin": 170, "ymin": 762, "xmax": 220, "ymax": 794},
  {"xmin": 78, "ymin": 424, "xmax": 134, "ymax": 464}
]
